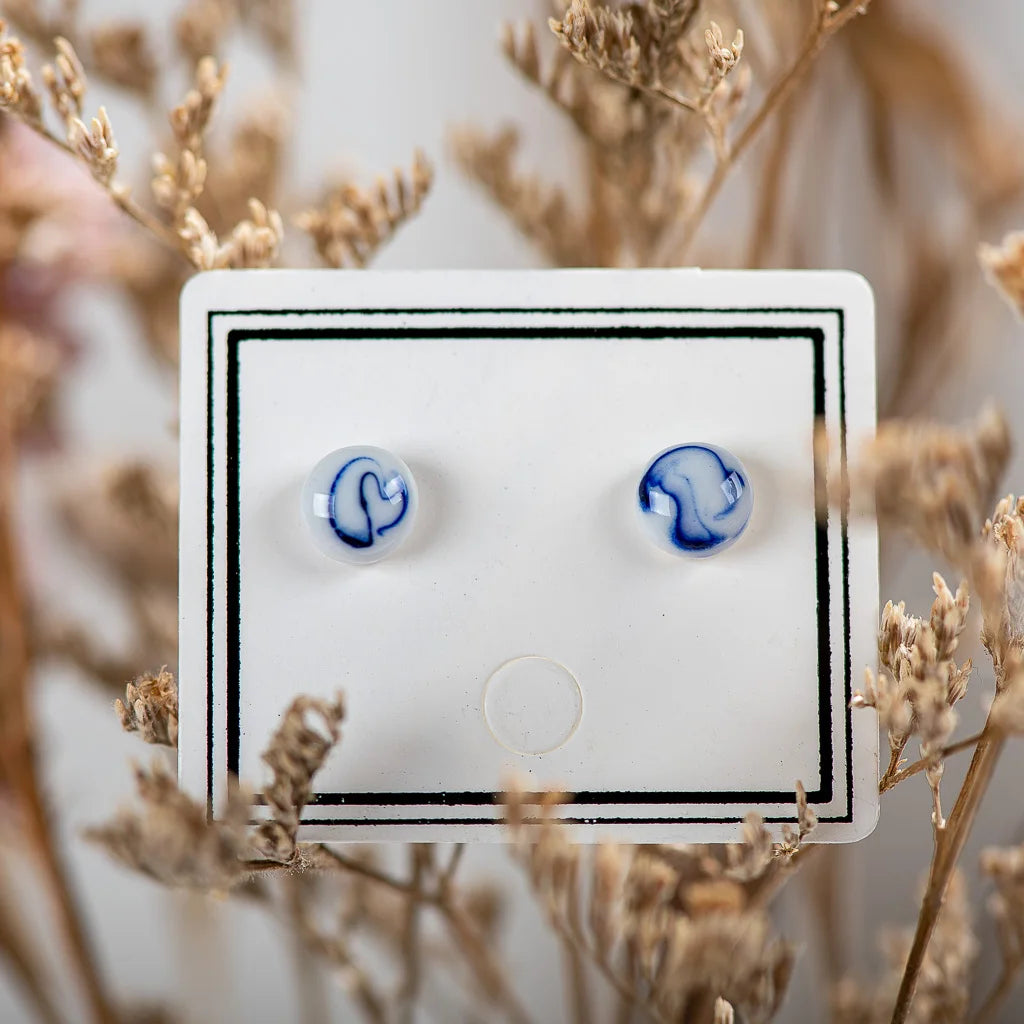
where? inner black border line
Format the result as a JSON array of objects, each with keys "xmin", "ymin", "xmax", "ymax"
[{"xmin": 206, "ymin": 306, "xmax": 852, "ymax": 825}]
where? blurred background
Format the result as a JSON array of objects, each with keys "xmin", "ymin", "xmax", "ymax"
[{"xmin": 3, "ymin": 1, "xmax": 1024, "ymax": 1021}]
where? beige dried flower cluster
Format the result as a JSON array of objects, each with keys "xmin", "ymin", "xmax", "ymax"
[
  {"xmin": 115, "ymin": 668, "xmax": 179, "ymax": 747},
  {"xmin": 843, "ymin": 406, "xmax": 1024, "ymax": 1021},
  {"xmin": 0, "ymin": 19, "xmax": 42, "ymax": 125},
  {"xmin": 981, "ymin": 495, "xmax": 1024, "ymax": 690},
  {"xmin": 852, "ymin": 404, "xmax": 1011, "ymax": 570},
  {"xmin": 0, "ymin": 27, "xmax": 295, "ymax": 272},
  {"xmin": 1, "ymin": 0, "xmax": 155, "ymax": 100},
  {"xmin": 854, "ymin": 574, "xmax": 971, "ymax": 825},
  {"xmin": 250, "ymin": 693, "xmax": 345, "ymax": 863},
  {"xmin": 456, "ymin": 0, "xmax": 870, "ymax": 269},
  {"xmin": 296, "ymin": 150, "xmax": 433, "ymax": 268},
  {"xmin": 550, "ymin": 0, "xmax": 745, "ymax": 132},
  {"xmin": 1, "ymin": 5, "xmax": 431, "ymax": 288},
  {"xmin": 86, "ymin": 759, "xmax": 253, "ymax": 891},
  {"xmin": 42, "ymin": 36, "xmax": 120, "ymax": 186},
  {"xmin": 450, "ymin": 126, "xmax": 594, "ymax": 267},
  {"xmin": 501, "ymin": 778, "xmax": 812, "ymax": 1022},
  {"xmin": 979, "ymin": 230, "xmax": 1024, "ymax": 319},
  {"xmin": 152, "ymin": 57, "xmax": 284, "ymax": 269},
  {"xmin": 95, "ymin": 680, "xmax": 346, "ymax": 887}
]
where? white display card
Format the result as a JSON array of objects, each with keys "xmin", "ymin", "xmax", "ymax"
[{"xmin": 178, "ymin": 270, "xmax": 879, "ymax": 843}]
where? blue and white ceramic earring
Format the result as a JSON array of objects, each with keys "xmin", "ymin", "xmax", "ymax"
[
  {"xmin": 637, "ymin": 443, "xmax": 753, "ymax": 558},
  {"xmin": 302, "ymin": 445, "xmax": 418, "ymax": 564}
]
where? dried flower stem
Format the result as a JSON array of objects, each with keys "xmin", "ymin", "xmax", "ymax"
[
  {"xmin": 744, "ymin": 87, "xmax": 802, "ymax": 267},
  {"xmin": 890, "ymin": 728, "xmax": 1007, "ymax": 1023},
  {"xmin": 680, "ymin": 0, "xmax": 873, "ymax": 256},
  {"xmin": 561, "ymin": 939, "xmax": 590, "ymax": 1024},
  {"xmin": 878, "ymin": 730, "xmax": 984, "ymax": 793},
  {"xmin": 312, "ymin": 844, "xmax": 532, "ymax": 1023},
  {"xmin": 0, "ymin": 385, "xmax": 116, "ymax": 1023},
  {"xmin": 0, "ymin": 861, "xmax": 63, "ymax": 1024},
  {"xmin": 283, "ymin": 876, "xmax": 331, "ymax": 1024},
  {"xmin": 396, "ymin": 845, "xmax": 428, "ymax": 1022}
]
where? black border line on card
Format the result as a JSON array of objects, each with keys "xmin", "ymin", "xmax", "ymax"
[{"xmin": 204, "ymin": 306, "xmax": 852, "ymax": 825}]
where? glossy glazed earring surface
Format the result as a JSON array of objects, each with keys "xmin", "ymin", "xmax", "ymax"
[
  {"xmin": 302, "ymin": 445, "xmax": 418, "ymax": 564},
  {"xmin": 637, "ymin": 443, "xmax": 753, "ymax": 558}
]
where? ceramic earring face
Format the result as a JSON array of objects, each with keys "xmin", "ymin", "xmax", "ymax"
[
  {"xmin": 302, "ymin": 445, "xmax": 418, "ymax": 564},
  {"xmin": 637, "ymin": 443, "xmax": 753, "ymax": 557}
]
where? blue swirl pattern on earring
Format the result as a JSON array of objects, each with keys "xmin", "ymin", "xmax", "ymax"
[
  {"xmin": 637, "ymin": 443, "xmax": 753, "ymax": 558},
  {"xmin": 302, "ymin": 445, "xmax": 418, "ymax": 564}
]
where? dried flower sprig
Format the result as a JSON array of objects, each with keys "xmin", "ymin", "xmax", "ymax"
[
  {"xmin": 249, "ymin": 693, "xmax": 345, "ymax": 864},
  {"xmin": 465, "ymin": 0, "xmax": 873, "ymax": 271},
  {"xmin": 150, "ymin": 55, "xmax": 227, "ymax": 224},
  {"xmin": 0, "ymin": 20, "xmax": 43, "ymax": 126},
  {"xmin": 295, "ymin": 150, "xmax": 433, "ymax": 268},
  {"xmin": 115, "ymin": 669, "xmax": 179, "ymax": 748},
  {"xmin": 855, "ymin": 573, "xmax": 972, "ymax": 823},
  {"xmin": 0, "ymin": 26, "xmax": 182, "ymax": 251},
  {"xmin": 851, "ymin": 404, "xmax": 1011, "ymax": 571},
  {"xmin": 501, "ymin": 20, "xmax": 632, "ymax": 150},
  {"xmin": 846, "ymin": 405, "xmax": 1019, "ymax": 1023},
  {"xmin": 0, "ymin": 28, "xmax": 293, "ymax": 269},
  {"xmin": 86, "ymin": 759, "xmax": 253, "ymax": 891},
  {"xmin": 451, "ymin": 126, "xmax": 594, "ymax": 266},
  {"xmin": 3, "ymin": 0, "xmax": 158, "ymax": 102}
]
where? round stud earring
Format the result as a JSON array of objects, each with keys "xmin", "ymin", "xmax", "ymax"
[
  {"xmin": 637, "ymin": 443, "xmax": 753, "ymax": 558},
  {"xmin": 302, "ymin": 445, "xmax": 418, "ymax": 564}
]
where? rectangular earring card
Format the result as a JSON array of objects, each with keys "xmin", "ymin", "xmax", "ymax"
[{"xmin": 178, "ymin": 269, "xmax": 878, "ymax": 843}]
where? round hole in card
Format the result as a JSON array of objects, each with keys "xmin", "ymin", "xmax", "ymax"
[{"xmin": 483, "ymin": 656, "xmax": 583, "ymax": 756}]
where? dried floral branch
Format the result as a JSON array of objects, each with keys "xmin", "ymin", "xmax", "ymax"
[
  {"xmin": 396, "ymin": 845, "xmax": 430, "ymax": 1023},
  {"xmin": 451, "ymin": 126, "xmax": 595, "ymax": 266},
  {"xmin": 249, "ymin": 693, "xmax": 345, "ymax": 863},
  {"xmin": 675, "ymin": 0, "xmax": 874, "ymax": 255},
  {"xmin": 295, "ymin": 150, "xmax": 433, "ymax": 268},
  {"xmin": 284, "ymin": 873, "xmax": 388, "ymax": 1024},
  {"xmin": 844, "ymin": 410, "xmax": 1020, "ymax": 1022},
  {"xmin": 851, "ymin": 404, "xmax": 1011, "ymax": 571},
  {"xmin": 86, "ymin": 759, "xmax": 254, "ymax": 891},
  {"xmin": 547, "ymin": 2, "xmax": 744, "ymax": 156},
  {"xmin": 2, "ymin": 0, "xmax": 157, "ymax": 102},
  {"xmin": 500, "ymin": 779, "xmax": 806, "ymax": 1023},
  {"xmin": 853, "ymin": 573, "xmax": 972, "ymax": 819},
  {"xmin": 0, "ymin": 22, "xmax": 182, "ymax": 250},
  {"xmin": 877, "ymin": 730, "xmax": 985, "ymax": 793}
]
